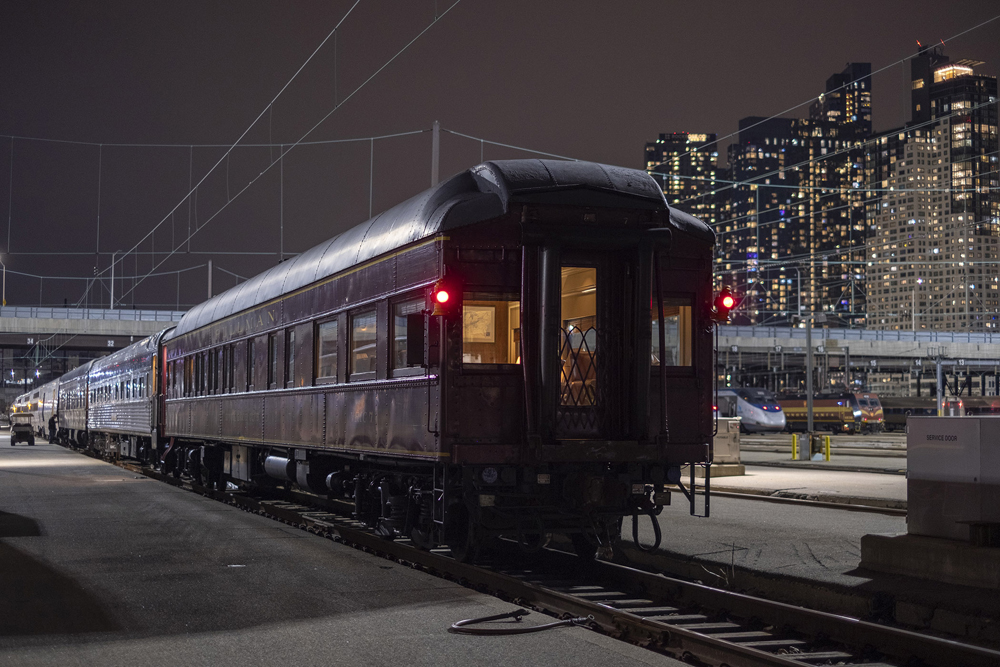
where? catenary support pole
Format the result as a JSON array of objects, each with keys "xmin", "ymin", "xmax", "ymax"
[
  {"xmin": 431, "ymin": 120, "xmax": 440, "ymax": 186},
  {"xmin": 805, "ymin": 315, "xmax": 813, "ymax": 459},
  {"xmin": 936, "ymin": 357, "xmax": 944, "ymax": 416}
]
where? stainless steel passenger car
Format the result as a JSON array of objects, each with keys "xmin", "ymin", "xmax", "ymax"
[
  {"xmin": 158, "ymin": 159, "xmax": 716, "ymax": 559},
  {"xmin": 36, "ymin": 379, "xmax": 60, "ymax": 439},
  {"xmin": 57, "ymin": 360, "xmax": 93, "ymax": 447},
  {"xmin": 88, "ymin": 331, "xmax": 167, "ymax": 459}
]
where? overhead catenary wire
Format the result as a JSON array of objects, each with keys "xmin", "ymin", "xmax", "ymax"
[
  {"xmin": 3, "ymin": 263, "xmax": 211, "ymax": 283},
  {"xmin": 646, "ymin": 13, "xmax": 1000, "ymax": 177},
  {"xmin": 672, "ymin": 97, "xmax": 1000, "ymax": 207},
  {"xmin": 653, "ymin": 148, "xmax": 1000, "ymax": 197},
  {"xmin": 115, "ymin": 0, "xmax": 465, "ymax": 306},
  {"xmin": 215, "ymin": 266, "xmax": 248, "ymax": 282},
  {"xmin": 0, "ymin": 131, "xmax": 432, "ymax": 149},
  {"xmin": 442, "ymin": 123, "xmax": 998, "ymax": 206},
  {"xmin": 442, "ymin": 128, "xmax": 580, "ymax": 162},
  {"xmin": 83, "ymin": 0, "xmax": 365, "ymax": 297},
  {"xmin": 4, "ymin": 7, "xmax": 995, "ymax": 311}
]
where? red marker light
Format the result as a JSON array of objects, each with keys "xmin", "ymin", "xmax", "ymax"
[
  {"xmin": 711, "ymin": 286, "xmax": 735, "ymax": 322},
  {"xmin": 430, "ymin": 279, "xmax": 461, "ymax": 316}
]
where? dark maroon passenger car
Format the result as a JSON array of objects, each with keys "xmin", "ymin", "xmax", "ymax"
[{"xmin": 53, "ymin": 159, "xmax": 718, "ymax": 561}]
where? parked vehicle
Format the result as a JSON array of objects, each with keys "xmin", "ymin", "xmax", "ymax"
[{"xmin": 9, "ymin": 413, "xmax": 34, "ymax": 446}]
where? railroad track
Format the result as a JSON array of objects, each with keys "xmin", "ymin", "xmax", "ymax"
[{"xmin": 114, "ymin": 457, "xmax": 998, "ymax": 667}]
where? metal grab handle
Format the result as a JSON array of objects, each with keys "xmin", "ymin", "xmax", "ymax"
[{"xmin": 449, "ymin": 609, "xmax": 593, "ymax": 635}]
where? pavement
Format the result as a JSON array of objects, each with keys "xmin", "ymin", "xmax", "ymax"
[
  {"xmin": 0, "ymin": 436, "xmax": 683, "ymax": 667},
  {"xmin": 732, "ymin": 452, "xmax": 907, "ymax": 498},
  {"xmin": 5, "ymin": 430, "xmax": 996, "ymax": 653},
  {"xmin": 739, "ymin": 449, "xmax": 907, "ymax": 475},
  {"xmin": 636, "ymin": 469, "xmax": 907, "ymax": 589},
  {"xmin": 621, "ymin": 448, "xmax": 1000, "ymax": 647}
]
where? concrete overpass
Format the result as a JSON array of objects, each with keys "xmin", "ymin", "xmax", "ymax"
[
  {"xmin": 719, "ymin": 325, "xmax": 1000, "ymax": 363},
  {"xmin": 0, "ymin": 306, "xmax": 184, "ymax": 406},
  {"xmin": 717, "ymin": 324, "xmax": 1000, "ymax": 396}
]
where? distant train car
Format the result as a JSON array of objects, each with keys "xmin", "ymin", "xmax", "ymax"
[
  {"xmin": 9, "ymin": 392, "xmax": 29, "ymax": 426},
  {"xmin": 36, "ymin": 379, "xmax": 60, "ymax": 439},
  {"xmin": 716, "ymin": 387, "xmax": 786, "ymax": 433},
  {"xmin": 10, "ymin": 392, "xmax": 28, "ymax": 415},
  {"xmin": 959, "ymin": 396, "xmax": 1000, "ymax": 416},
  {"xmin": 855, "ymin": 393, "xmax": 884, "ymax": 431},
  {"xmin": 880, "ymin": 396, "xmax": 937, "ymax": 431},
  {"xmin": 88, "ymin": 331, "xmax": 167, "ymax": 460},
  {"xmin": 57, "ymin": 361, "xmax": 94, "ymax": 448},
  {"xmin": 880, "ymin": 395, "xmax": 1000, "ymax": 430},
  {"xmin": 778, "ymin": 392, "xmax": 883, "ymax": 434}
]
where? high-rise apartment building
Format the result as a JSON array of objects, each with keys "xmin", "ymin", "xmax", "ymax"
[
  {"xmin": 711, "ymin": 63, "xmax": 872, "ymax": 325},
  {"xmin": 810, "ymin": 62, "xmax": 873, "ymax": 140},
  {"xmin": 715, "ymin": 118, "xmax": 807, "ymax": 323},
  {"xmin": 644, "ymin": 133, "xmax": 720, "ymax": 225},
  {"xmin": 865, "ymin": 44, "xmax": 999, "ymax": 330},
  {"xmin": 804, "ymin": 63, "xmax": 871, "ymax": 326}
]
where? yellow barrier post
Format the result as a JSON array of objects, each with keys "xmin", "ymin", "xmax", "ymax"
[
  {"xmin": 824, "ymin": 435, "xmax": 831, "ymax": 461},
  {"xmin": 791, "ymin": 433, "xmax": 798, "ymax": 460}
]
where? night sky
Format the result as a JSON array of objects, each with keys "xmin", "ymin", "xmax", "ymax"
[{"xmin": 2, "ymin": 1, "xmax": 998, "ymax": 310}]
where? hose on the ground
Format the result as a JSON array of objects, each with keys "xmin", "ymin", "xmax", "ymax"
[{"xmin": 449, "ymin": 608, "xmax": 593, "ymax": 635}]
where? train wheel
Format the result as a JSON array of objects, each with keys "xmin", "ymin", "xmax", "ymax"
[
  {"xmin": 445, "ymin": 504, "xmax": 482, "ymax": 563},
  {"xmin": 410, "ymin": 526, "xmax": 435, "ymax": 551}
]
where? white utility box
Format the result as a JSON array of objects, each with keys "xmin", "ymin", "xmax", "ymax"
[{"xmin": 907, "ymin": 417, "xmax": 1000, "ymax": 541}]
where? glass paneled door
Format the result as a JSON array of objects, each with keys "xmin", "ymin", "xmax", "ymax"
[{"xmin": 558, "ymin": 266, "xmax": 598, "ymax": 432}]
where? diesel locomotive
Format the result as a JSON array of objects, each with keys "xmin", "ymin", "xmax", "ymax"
[{"xmin": 21, "ymin": 159, "xmax": 718, "ymax": 560}]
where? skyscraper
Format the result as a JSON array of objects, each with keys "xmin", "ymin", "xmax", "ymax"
[
  {"xmin": 644, "ymin": 132, "xmax": 720, "ymax": 226},
  {"xmin": 712, "ymin": 63, "xmax": 872, "ymax": 325},
  {"xmin": 810, "ymin": 62, "xmax": 873, "ymax": 140},
  {"xmin": 716, "ymin": 118, "xmax": 807, "ymax": 324},
  {"xmin": 865, "ymin": 44, "xmax": 999, "ymax": 330}
]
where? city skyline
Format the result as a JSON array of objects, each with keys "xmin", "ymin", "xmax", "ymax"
[
  {"xmin": 647, "ymin": 43, "xmax": 998, "ymax": 331},
  {"xmin": 1, "ymin": 1, "xmax": 999, "ymax": 313}
]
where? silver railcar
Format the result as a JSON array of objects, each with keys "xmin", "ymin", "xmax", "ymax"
[
  {"xmin": 57, "ymin": 360, "xmax": 94, "ymax": 447},
  {"xmin": 88, "ymin": 331, "xmax": 168, "ymax": 459},
  {"xmin": 36, "ymin": 379, "xmax": 60, "ymax": 439}
]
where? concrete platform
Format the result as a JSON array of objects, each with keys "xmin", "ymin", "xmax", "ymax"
[
  {"xmin": 622, "ymin": 463, "xmax": 1000, "ymax": 647},
  {"xmin": 740, "ymin": 449, "xmax": 908, "ymax": 475},
  {"xmin": 0, "ymin": 436, "xmax": 682, "ymax": 667},
  {"xmin": 682, "ymin": 462, "xmax": 746, "ymax": 478},
  {"xmin": 710, "ymin": 463, "xmax": 906, "ymax": 509},
  {"xmin": 860, "ymin": 533, "xmax": 1000, "ymax": 590}
]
